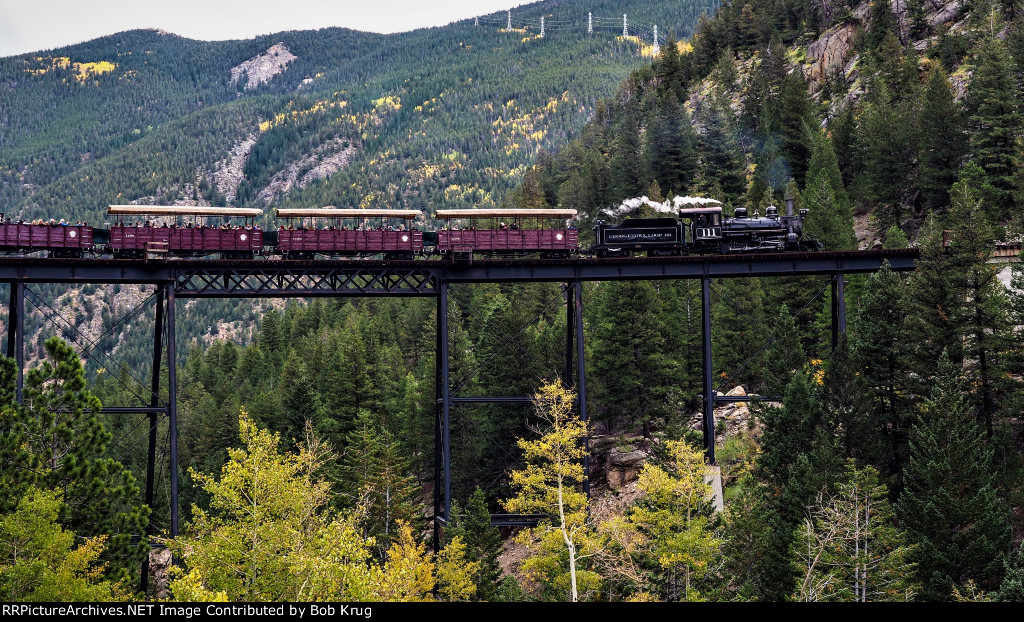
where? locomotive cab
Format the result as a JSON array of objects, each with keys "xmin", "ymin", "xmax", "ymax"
[{"xmin": 679, "ymin": 207, "xmax": 724, "ymax": 253}]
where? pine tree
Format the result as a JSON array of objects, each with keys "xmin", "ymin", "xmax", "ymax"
[
  {"xmin": 902, "ymin": 215, "xmax": 967, "ymax": 385},
  {"xmin": 448, "ymin": 488, "xmax": 503, "ymax": 601},
  {"xmin": 591, "ymin": 281, "xmax": 675, "ymax": 437},
  {"xmin": 829, "ymin": 103, "xmax": 861, "ymax": 194},
  {"xmin": 721, "ymin": 475, "xmax": 776, "ymax": 600},
  {"xmin": 0, "ymin": 338, "xmax": 149, "ymax": 583},
  {"xmin": 278, "ymin": 351, "xmax": 322, "ymax": 446},
  {"xmin": 860, "ymin": 81, "xmax": 915, "ymax": 230},
  {"xmin": 906, "ymin": 0, "xmax": 930, "ymax": 40},
  {"xmin": 655, "ymin": 36, "xmax": 688, "ymax": 101},
  {"xmin": 609, "ymin": 98, "xmax": 646, "ymax": 203},
  {"xmin": 697, "ymin": 99, "xmax": 747, "ymax": 205},
  {"xmin": 339, "ymin": 408, "xmax": 419, "ymax": 559},
  {"xmin": 761, "ymin": 304, "xmax": 806, "ymax": 397},
  {"xmin": 917, "ymin": 65, "xmax": 967, "ymax": 214},
  {"xmin": 898, "ymin": 353, "xmax": 1011, "ymax": 600},
  {"xmin": 821, "ymin": 338, "xmax": 874, "ymax": 464},
  {"xmin": 864, "ymin": 0, "xmax": 899, "ymax": 60},
  {"xmin": 946, "ymin": 165, "xmax": 1012, "ymax": 437},
  {"xmin": 803, "ymin": 130, "xmax": 857, "ymax": 250},
  {"xmin": 711, "ymin": 277, "xmax": 767, "ymax": 392},
  {"xmin": 754, "ymin": 369, "xmax": 841, "ymax": 600},
  {"xmin": 647, "ymin": 91, "xmax": 698, "ymax": 196},
  {"xmin": 996, "ymin": 541, "xmax": 1024, "ymax": 601},
  {"xmin": 776, "ymin": 70, "xmax": 816, "ymax": 187},
  {"xmin": 967, "ymin": 35, "xmax": 1021, "ymax": 215},
  {"xmin": 852, "ymin": 262, "xmax": 912, "ymax": 482},
  {"xmin": 745, "ymin": 134, "xmax": 788, "ymax": 209}
]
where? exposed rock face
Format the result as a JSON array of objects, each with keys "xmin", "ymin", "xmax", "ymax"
[
  {"xmin": 213, "ymin": 133, "xmax": 258, "ymax": 203},
  {"xmin": 806, "ymin": 23, "xmax": 858, "ymax": 95},
  {"xmin": 606, "ymin": 447, "xmax": 648, "ymax": 490},
  {"xmin": 927, "ymin": 0, "xmax": 965, "ymax": 28},
  {"xmin": 687, "ymin": 386, "xmax": 767, "ymax": 442},
  {"xmin": 256, "ymin": 139, "xmax": 357, "ymax": 206},
  {"xmin": 230, "ymin": 43, "xmax": 296, "ymax": 90},
  {"xmin": 148, "ymin": 548, "xmax": 172, "ymax": 600},
  {"xmin": 804, "ymin": 0, "xmax": 968, "ymax": 98}
]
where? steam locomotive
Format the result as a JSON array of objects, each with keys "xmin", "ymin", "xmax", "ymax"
[{"xmin": 592, "ymin": 199, "xmax": 820, "ymax": 257}]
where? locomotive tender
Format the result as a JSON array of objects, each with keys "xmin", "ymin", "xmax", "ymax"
[{"xmin": 0, "ymin": 198, "xmax": 819, "ymax": 260}]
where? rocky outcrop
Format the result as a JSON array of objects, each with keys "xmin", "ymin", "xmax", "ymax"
[
  {"xmin": 230, "ymin": 43, "xmax": 296, "ymax": 91},
  {"xmin": 927, "ymin": 0, "xmax": 965, "ymax": 28},
  {"xmin": 806, "ymin": 23, "xmax": 858, "ymax": 95},
  {"xmin": 686, "ymin": 385, "xmax": 768, "ymax": 442},
  {"xmin": 256, "ymin": 139, "xmax": 356, "ymax": 206},
  {"xmin": 148, "ymin": 548, "xmax": 172, "ymax": 600},
  {"xmin": 213, "ymin": 133, "xmax": 258, "ymax": 203},
  {"xmin": 715, "ymin": 386, "xmax": 756, "ymax": 440},
  {"xmin": 606, "ymin": 446, "xmax": 649, "ymax": 490}
]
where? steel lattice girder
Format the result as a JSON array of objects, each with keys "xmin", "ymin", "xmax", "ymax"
[
  {"xmin": 437, "ymin": 250, "xmax": 919, "ymax": 283},
  {"xmin": 173, "ymin": 266, "xmax": 438, "ymax": 297}
]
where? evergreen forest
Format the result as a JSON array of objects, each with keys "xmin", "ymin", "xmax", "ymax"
[{"xmin": 3, "ymin": 0, "xmax": 1024, "ymax": 604}]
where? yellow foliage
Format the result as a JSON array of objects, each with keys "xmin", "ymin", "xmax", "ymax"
[
  {"xmin": 434, "ymin": 537, "xmax": 479, "ymax": 602},
  {"xmin": 505, "ymin": 380, "xmax": 598, "ymax": 601},
  {"xmin": 166, "ymin": 567, "xmax": 229, "ymax": 602},
  {"xmin": 24, "ymin": 56, "xmax": 117, "ymax": 81},
  {"xmin": 375, "ymin": 521, "xmax": 435, "ymax": 601},
  {"xmin": 74, "ymin": 61, "xmax": 115, "ymax": 82}
]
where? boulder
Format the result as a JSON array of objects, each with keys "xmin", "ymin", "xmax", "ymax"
[
  {"xmin": 148, "ymin": 547, "xmax": 172, "ymax": 600},
  {"xmin": 607, "ymin": 447, "xmax": 648, "ymax": 490}
]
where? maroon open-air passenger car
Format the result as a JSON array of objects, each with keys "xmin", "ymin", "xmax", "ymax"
[
  {"xmin": 435, "ymin": 208, "xmax": 579, "ymax": 260},
  {"xmin": 107, "ymin": 205, "xmax": 263, "ymax": 259},
  {"xmin": 0, "ymin": 214, "xmax": 94, "ymax": 257},
  {"xmin": 275, "ymin": 208, "xmax": 424, "ymax": 260}
]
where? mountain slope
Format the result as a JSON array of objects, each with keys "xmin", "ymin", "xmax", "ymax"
[{"xmin": 0, "ymin": 0, "xmax": 719, "ymax": 225}]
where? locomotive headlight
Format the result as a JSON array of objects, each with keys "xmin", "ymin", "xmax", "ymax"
[
  {"xmin": 69, "ymin": 230, "xmax": 77, "ymax": 238},
  {"xmin": 556, "ymin": 233, "xmax": 564, "ymax": 241},
  {"xmin": 402, "ymin": 235, "xmax": 409, "ymax": 242},
  {"xmin": 240, "ymin": 233, "xmax": 248, "ymax": 241}
]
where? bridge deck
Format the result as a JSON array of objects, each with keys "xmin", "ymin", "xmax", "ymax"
[{"xmin": 0, "ymin": 249, "xmax": 918, "ymax": 296}]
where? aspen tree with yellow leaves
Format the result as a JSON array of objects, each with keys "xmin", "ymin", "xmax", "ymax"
[
  {"xmin": 504, "ymin": 380, "xmax": 599, "ymax": 602},
  {"xmin": 169, "ymin": 411, "xmax": 478, "ymax": 602}
]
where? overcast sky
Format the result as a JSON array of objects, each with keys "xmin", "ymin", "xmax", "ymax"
[{"xmin": 0, "ymin": 1, "xmax": 532, "ymax": 58}]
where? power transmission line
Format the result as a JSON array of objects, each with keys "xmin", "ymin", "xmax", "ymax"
[{"xmin": 469, "ymin": 11, "xmax": 667, "ymax": 47}]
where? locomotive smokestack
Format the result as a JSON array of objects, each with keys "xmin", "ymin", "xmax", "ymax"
[{"xmin": 785, "ymin": 198, "xmax": 794, "ymax": 218}]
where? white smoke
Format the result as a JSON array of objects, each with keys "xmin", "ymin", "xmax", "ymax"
[{"xmin": 601, "ymin": 195, "xmax": 722, "ymax": 218}]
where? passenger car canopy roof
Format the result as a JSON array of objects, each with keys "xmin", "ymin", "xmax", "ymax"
[
  {"xmin": 435, "ymin": 209, "xmax": 578, "ymax": 219},
  {"xmin": 275, "ymin": 208, "xmax": 422, "ymax": 219},
  {"xmin": 108, "ymin": 205, "xmax": 263, "ymax": 217}
]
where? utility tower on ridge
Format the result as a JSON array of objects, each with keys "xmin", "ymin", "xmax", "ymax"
[
  {"xmin": 653, "ymin": 25, "xmax": 660, "ymax": 56},
  {"xmin": 588, "ymin": 12, "xmax": 593, "ymax": 34},
  {"xmin": 540, "ymin": 16, "xmax": 545, "ymax": 38},
  {"xmin": 507, "ymin": 10, "xmax": 512, "ymax": 30},
  {"xmin": 623, "ymin": 14, "xmax": 628, "ymax": 37}
]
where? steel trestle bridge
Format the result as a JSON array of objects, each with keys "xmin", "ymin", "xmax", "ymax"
[{"xmin": 0, "ymin": 249, "xmax": 917, "ymax": 587}]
